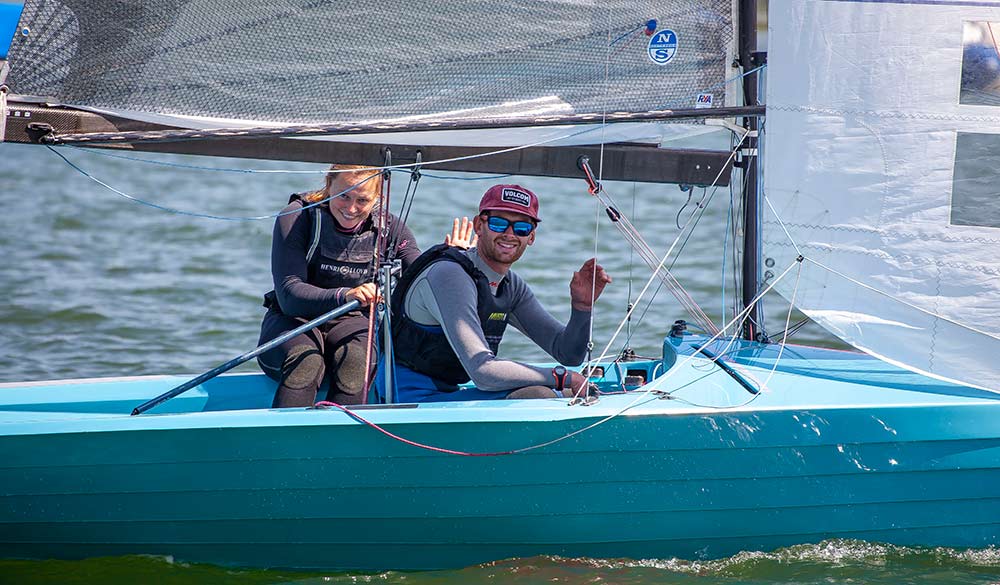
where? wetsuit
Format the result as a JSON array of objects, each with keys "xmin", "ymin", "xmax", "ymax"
[
  {"xmin": 377, "ymin": 246, "xmax": 592, "ymax": 402},
  {"xmin": 258, "ymin": 195, "xmax": 419, "ymax": 406}
]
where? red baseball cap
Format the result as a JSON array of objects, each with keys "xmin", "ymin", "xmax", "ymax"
[{"xmin": 478, "ymin": 184, "xmax": 541, "ymax": 222}]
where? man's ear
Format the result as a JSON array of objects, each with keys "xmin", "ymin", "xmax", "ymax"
[{"xmin": 473, "ymin": 214, "xmax": 485, "ymax": 235}]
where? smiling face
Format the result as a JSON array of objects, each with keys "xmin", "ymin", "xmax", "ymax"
[
  {"xmin": 473, "ymin": 210, "xmax": 536, "ymax": 273},
  {"xmin": 325, "ymin": 169, "xmax": 381, "ymax": 230}
]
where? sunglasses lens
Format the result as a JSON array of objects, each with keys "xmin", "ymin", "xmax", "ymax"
[
  {"xmin": 486, "ymin": 215, "xmax": 534, "ymax": 236},
  {"xmin": 511, "ymin": 222, "xmax": 534, "ymax": 236},
  {"xmin": 487, "ymin": 216, "xmax": 509, "ymax": 233}
]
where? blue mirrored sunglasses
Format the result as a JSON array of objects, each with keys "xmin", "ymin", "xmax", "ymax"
[{"xmin": 485, "ymin": 215, "xmax": 536, "ymax": 237}]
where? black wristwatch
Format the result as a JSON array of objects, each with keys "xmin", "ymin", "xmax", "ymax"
[{"xmin": 552, "ymin": 366, "xmax": 567, "ymax": 392}]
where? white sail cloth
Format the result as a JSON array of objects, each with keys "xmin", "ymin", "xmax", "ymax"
[
  {"xmin": 5, "ymin": 0, "xmax": 736, "ymax": 130},
  {"xmin": 764, "ymin": 0, "xmax": 1000, "ymax": 392}
]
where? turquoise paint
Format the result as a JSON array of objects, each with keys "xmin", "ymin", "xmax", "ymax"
[
  {"xmin": 1, "ymin": 338, "xmax": 1000, "ymax": 569},
  {"xmin": 0, "ymin": 1, "xmax": 24, "ymax": 60}
]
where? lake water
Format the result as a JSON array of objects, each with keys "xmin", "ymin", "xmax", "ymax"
[{"xmin": 4, "ymin": 141, "xmax": 998, "ymax": 585}]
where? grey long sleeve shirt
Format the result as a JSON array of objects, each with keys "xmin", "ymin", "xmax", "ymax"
[{"xmin": 402, "ymin": 248, "xmax": 592, "ymax": 391}]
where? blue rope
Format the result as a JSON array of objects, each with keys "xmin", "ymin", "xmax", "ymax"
[
  {"xmin": 609, "ymin": 23, "xmax": 645, "ymax": 46},
  {"xmin": 46, "ymin": 145, "xmax": 378, "ymax": 221},
  {"xmin": 660, "ymin": 64, "xmax": 767, "ymax": 112},
  {"xmin": 64, "ymin": 145, "xmax": 331, "ymax": 174},
  {"xmin": 414, "ymin": 171, "xmax": 513, "ymax": 181}
]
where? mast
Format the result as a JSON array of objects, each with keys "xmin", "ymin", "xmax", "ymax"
[{"xmin": 739, "ymin": 0, "xmax": 764, "ymax": 341}]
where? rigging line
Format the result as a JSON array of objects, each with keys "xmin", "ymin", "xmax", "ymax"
[
  {"xmin": 594, "ymin": 214, "xmax": 710, "ymax": 335},
  {"xmin": 765, "ymin": 260, "xmax": 804, "ymax": 377},
  {"xmin": 656, "ymin": 63, "xmax": 767, "ymax": 113},
  {"xmin": 677, "ymin": 261, "xmax": 806, "ymax": 411},
  {"xmin": 388, "ymin": 153, "xmax": 422, "ymax": 255},
  {"xmin": 675, "ymin": 186, "xmax": 718, "ymax": 233},
  {"xmin": 396, "ymin": 169, "xmax": 419, "ymax": 238},
  {"xmin": 590, "ymin": 209, "xmax": 683, "ymax": 367},
  {"xmin": 45, "ymin": 145, "xmax": 381, "ymax": 221},
  {"xmin": 418, "ymin": 171, "xmax": 512, "ymax": 181},
  {"xmin": 804, "ymin": 256, "xmax": 1000, "ymax": 343},
  {"xmin": 609, "ymin": 22, "xmax": 645, "ymax": 46},
  {"xmin": 605, "ymin": 274, "xmax": 667, "ymax": 374},
  {"xmin": 691, "ymin": 262, "xmax": 806, "ymax": 402},
  {"xmin": 578, "ymin": 9, "xmax": 616, "ymax": 377},
  {"xmin": 581, "ymin": 181, "xmax": 756, "ymax": 396},
  {"xmin": 318, "ymin": 389, "xmax": 665, "ymax": 456},
  {"xmin": 771, "ymin": 317, "xmax": 810, "ymax": 341},
  {"xmin": 342, "ymin": 259, "xmax": 804, "ymax": 461},
  {"xmin": 582, "ymin": 220, "xmax": 721, "ymax": 381},
  {"xmin": 592, "ymin": 128, "xmax": 750, "ymax": 335},
  {"xmin": 722, "ymin": 185, "xmax": 733, "ymax": 327},
  {"xmin": 600, "ymin": 216, "xmax": 713, "ymax": 333},
  {"xmin": 363, "ymin": 154, "xmax": 394, "ymax": 396},
  {"xmin": 641, "ymin": 257, "xmax": 803, "ymax": 397},
  {"xmin": 761, "ymin": 193, "xmax": 803, "ymax": 257},
  {"xmin": 626, "ymin": 182, "xmax": 637, "ymax": 345},
  {"xmin": 675, "ymin": 188, "xmax": 694, "ymax": 230},
  {"xmin": 49, "ymin": 122, "xmax": 609, "ymax": 222},
  {"xmin": 67, "ymin": 145, "xmax": 512, "ymax": 181},
  {"xmin": 989, "ymin": 22, "xmax": 1000, "ymax": 59},
  {"xmin": 585, "ymin": 182, "xmax": 710, "ymax": 328},
  {"xmin": 68, "ymin": 122, "xmax": 608, "ymax": 175},
  {"xmin": 580, "ymin": 258, "xmax": 801, "ymax": 419},
  {"xmin": 732, "ymin": 183, "xmax": 741, "ymax": 327}
]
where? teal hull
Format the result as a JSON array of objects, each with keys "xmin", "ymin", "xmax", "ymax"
[{"xmin": 1, "ymin": 339, "xmax": 999, "ymax": 569}]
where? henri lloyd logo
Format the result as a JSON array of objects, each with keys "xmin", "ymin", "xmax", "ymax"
[
  {"xmin": 501, "ymin": 188, "xmax": 531, "ymax": 208},
  {"xmin": 321, "ymin": 263, "xmax": 369, "ymax": 276}
]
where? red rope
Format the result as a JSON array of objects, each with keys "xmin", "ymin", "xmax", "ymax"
[{"xmin": 312, "ymin": 401, "xmax": 517, "ymax": 457}]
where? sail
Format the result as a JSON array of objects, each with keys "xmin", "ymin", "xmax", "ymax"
[
  {"xmin": 763, "ymin": 0, "xmax": 1000, "ymax": 391},
  {"xmin": 4, "ymin": 0, "xmax": 737, "ymax": 145}
]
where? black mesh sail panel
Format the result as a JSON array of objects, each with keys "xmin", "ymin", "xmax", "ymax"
[{"xmin": 6, "ymin": 0, "xmax": 735, "ymax": 126}]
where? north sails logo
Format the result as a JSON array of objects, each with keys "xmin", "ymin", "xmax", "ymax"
[{"xmin": 501, "ymin": 188, "xmax": 531, "ymax": 207}]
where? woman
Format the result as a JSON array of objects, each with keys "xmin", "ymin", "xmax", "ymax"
[{"xmin": 258, "ymin": 164, "xmax": 474, "ymax": 407}]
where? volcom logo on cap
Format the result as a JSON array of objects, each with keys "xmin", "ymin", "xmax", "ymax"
[{"xmin": 501, "ymin": 188, "xmax": 531, "ymax": 207}]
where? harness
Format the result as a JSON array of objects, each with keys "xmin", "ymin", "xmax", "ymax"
[
  {"xmin": 390, "ymin": 244, "xmax": 511, "ymax": 386},
  {"xmin": 263, "ymin": 194, "xmax": 396, "ymax": 312}
]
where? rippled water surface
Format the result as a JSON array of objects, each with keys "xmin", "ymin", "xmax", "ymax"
[
  {"xmin": 1, "ymin": 541, "xmax": 999, "ymax": 584},
  {"xmin": 0, "ymin": 141, "xmax": 839, "ymax": 383}
]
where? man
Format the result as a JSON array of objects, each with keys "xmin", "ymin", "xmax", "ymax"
[{"xmin": 378, "ymin": 184, "xmax": 612, "ymax": 402}]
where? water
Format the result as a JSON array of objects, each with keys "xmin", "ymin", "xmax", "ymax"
[
  {"xmin": 1, "ymin": 541, "xmax": 1000, "ymax": 584},
  {"xmin": 7, "ymin": 141, "xmax": 985, "ymax": 584},
  {"xmin": 0, "ymin": 141, "xmax": 838, "ymax": 383}
]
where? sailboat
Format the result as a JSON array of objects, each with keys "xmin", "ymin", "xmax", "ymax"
[{"xmin": 2, "ymin": 0, "xmax": 1000, "ymax": 571}]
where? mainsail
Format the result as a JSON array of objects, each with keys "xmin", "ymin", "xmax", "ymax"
[
  {"xmin": 5, "ymin": 0, "xmax": 737, "ymax": 146},
  {"xmin": 764, "ymin": 0, "xmax": 1000, "ymax": 391}
]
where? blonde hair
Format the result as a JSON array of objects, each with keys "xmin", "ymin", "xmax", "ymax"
[{"xmin": 303, "ymin": 164, "xmax": 384, "ymax": 204}]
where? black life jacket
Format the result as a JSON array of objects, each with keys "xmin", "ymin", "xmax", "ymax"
[
  {"xmin": 264, "ymin": 194, "xmax": 405, "ymax": 312},
  {"xmin": 390, "ymin": 244, "xmax": 511, "ymax": 386}
]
